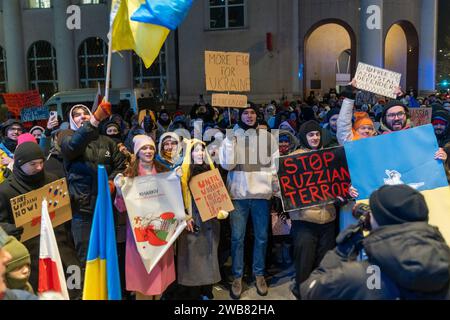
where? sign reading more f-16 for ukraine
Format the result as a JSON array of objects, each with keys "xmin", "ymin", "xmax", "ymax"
[{"xmin": 344, "ymin": 125, "xmax": 450, "ymax": 243}]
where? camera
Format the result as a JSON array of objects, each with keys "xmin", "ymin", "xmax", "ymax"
[{"xmin": 352, "ymin": 203, "xmax": 372, "ymax": 231}]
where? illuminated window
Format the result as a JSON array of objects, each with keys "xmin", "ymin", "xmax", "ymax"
[
  {"xmin": 133, "ymin": 44, "xmax": 167, "ymax": 98},
  {"xmin": 78, "ymin": 37, "xmax": 108, "ymax": 88},
  {"xmin": 209, "ymin": 0, "xmax": 245, "ymax": 30},
  {"xmin": 81, "ymin": 0, "xmax": 105, "ymax": 4},
  {"xmin": 0, "ymin": 47, "xmax": 6, "ymax": 93},
  {"xmin": 27, "ymin": 41, "xmax": 58, "ymax": 101},
  {"xmin": 28, "ymin": 0, "xmax": 51, "ymax": 9}
]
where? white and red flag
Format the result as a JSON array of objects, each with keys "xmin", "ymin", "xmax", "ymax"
[{"xmin": 38, "ymin": 198, "xmax": 69, "ymax": 300}]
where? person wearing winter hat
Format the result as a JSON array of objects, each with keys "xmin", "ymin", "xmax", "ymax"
[
  {"xmin": 301, "ymin": 184, "xmax": 450, "ymax": 300},
  {"xmin": 0, "ymin": 142, "xmax": 58, "ymax": 291},
  {"xmin": 0, "ymin": 119, "xmax": 23, "ymax": 164},
  {"xmin": 60, "ymin": 100, "xmax": 126, "ymax": 277},
  {"xmin": 322, "ymin": 108, "xmax": 340, "ymax": 147},
  {"xmin": 155, "ymin": 132, "xmax": 184, "ymax": 171},
  {"xmin": 352, "ymin": 112, "xmax": 375, "ymax": 140},
  {"xmin": 379, "ymin": 99, "xmax": 411, "ymax": 134},
  {"xmin": 219, "ymin": 102, "xmax": 279, "ymax": 299},
  {"xmin": 288, "ymin": 120, "xmax": 340, "ymax": 299},
  {"xmin": 17, "ymin": 133, "xmax": 37, "ymax": 146},
  {"xmin": 156, "ymin": 110, "xmax": 172, "ymax": 139},
  {"xmin": 113, "ymin": 134, "xmax": 174, "ymax": 300},
  {"xmin": 3, "ymin": 236, "xmax": 33, "ymax": 293},
  {"xmin": 29, "ymin": 126, "xmax": 44, "ymax": 144},
  {"xmin": 102, "ymin": 120, "xmax": 122, "ymax": 143},
  {"xmin": 432, "ymin": 109, "xmax": 450, "ymax": 147}
]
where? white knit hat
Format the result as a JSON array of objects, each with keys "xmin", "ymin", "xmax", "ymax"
[{"xmin": 133, "ymin": 134, "xmax": 155, "ymax": 155}]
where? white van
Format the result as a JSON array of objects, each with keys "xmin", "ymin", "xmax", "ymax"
[{"xmin": 44, "ymin": 88, "xmax": 155, "ymax": 121}]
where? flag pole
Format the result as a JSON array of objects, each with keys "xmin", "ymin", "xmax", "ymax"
[{"xmin": 105, "ymin": 31, "xmax": 113, "ymax": 102}]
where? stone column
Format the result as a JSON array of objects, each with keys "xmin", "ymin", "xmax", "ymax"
[{"xmin": 359, "ymin": 0, "xmax": 384, "ymax": 67}]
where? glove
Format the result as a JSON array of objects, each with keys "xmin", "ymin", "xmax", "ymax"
[
  {"xmin": 333, "ymin": 196, "xmax": 349, "ymax": 207},
  {"xmin": 108, "ymin": 180, "xmax": 115, "ymax": 195},
  {"xmin": 340, "ymin": 85, "xmax": 356, "ymax": 100},
  {"xmin": 335, "ymin": 223, "xmax": 364, "ymax": 260},
  {"xmin": 93, "ymin": 100, "xmax": 112, "ymax": 122},
  {"xmin": 11, "ymin": 226, "xmax": 24, "ymax": 240}
]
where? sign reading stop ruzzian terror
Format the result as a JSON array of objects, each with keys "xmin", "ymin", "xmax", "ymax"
[{"xmin": 277, "ymin": 147, "xmax": 352, "ymax": 211}]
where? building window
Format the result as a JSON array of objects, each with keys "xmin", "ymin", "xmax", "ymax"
[
  {"xmin": 27, "ymin": 41, "xmax": 58, "ymax": 101},
  {"xmin": 209, "ymin": 0, "xmax": 245, "ymax": 29},
  {"xmin": 133, "ymin": 45, "xmax": 167, "ymax": 98},
  {"xmin": 81, "ymin": 0, "xmax": 105, "ymax": 4},
  {"xmin": 0, "ymin": 47, "xmax": 6, "ymax": 93},
  {"xmin": 78, "ymin": 37, "xmax": 108, "ymax": 89},
  {"xmin": 28, "ymin": 0, "xmax": 51, "ymax": 9}
]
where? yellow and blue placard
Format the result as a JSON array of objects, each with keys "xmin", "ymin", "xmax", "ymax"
[
  {"xmin": 344, "ymin": 124, "xmax": 450, "ymax": 243},
  {"xmin": 83, "ymin": 165, "xmax": 121, "ymax": 300}
]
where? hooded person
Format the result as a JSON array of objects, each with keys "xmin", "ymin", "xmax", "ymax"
[
  {"xmin": 0, "ymin": 119, "xmax": 23, "ymax": 158},
  {"xmin": 29, "ymin": 126, "xmax": 45, "ymax": 144},
  {"xmin": 60, "ymin": 101, "xmax": 126, "ymax": 274},
  {"xmin": 432, "ymin": 109, "xmax": 450, "ymax": 147},
  {"xmin": 156, "ymin": 109, "xmax": 173, "ymax": 139},
  {"xmin": 288, "ymin": 120, "xmax": 339, "ymax": 299},
  {"xmin": 3, "ymin": 236, "xmax": 33, "ymax": 293},
  {"xmin": 102, "ymin": 120, "xmax": 122, "ymax": 143},
  {"xmin": 176, "ymin": 139, "xmax": 222, "ymax": 299},
  {"xmin": 0, "ymin": 142, "xmax": 58, "ymax": 290},
  {"xmin": 278, "ymin": 130, "xmax": 298, "ymax": 156},
  {"xmin": 155, "ymin": 132, "xmax": 184, "ymax": 170},
  {"xmin": 301, "ymin": 184, "xmax": 450, "ymax": 300}
]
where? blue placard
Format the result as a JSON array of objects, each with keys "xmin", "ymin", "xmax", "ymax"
[{"xmin": 20, "ymin": 105, "xmax": 49, "ymax": 122}]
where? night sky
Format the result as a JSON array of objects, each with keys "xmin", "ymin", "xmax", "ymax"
[{"xmin": 438, "ymin": 0, "xmax": 450, "ymax": 49}]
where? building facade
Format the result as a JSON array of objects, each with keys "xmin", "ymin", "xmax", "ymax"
[{"xmin": 0, "ymin": 0, "xmax": 439, "ymax": 106}]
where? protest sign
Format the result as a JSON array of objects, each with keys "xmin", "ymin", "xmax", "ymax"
[
  {"xmin": 410, "ymin": 108, "xmax": 432, "ymax": 127},
  {"xmin": 20, "ymin": 105, "xmax": 50, "ymax": 122},
  {"xmin": 189, "ymin": 168, "xmax": 234, "ymax": 222},
  {"xmin": 10, "ymin": 178, "xmax": 72, "ymax": 242},
  {"xmin": 355, "ymin": 63, "xmax": 401, "ymax": 99},
  {"xmin": 120, "ymin": 171, "xmax": 187, "ymax": 274},
  {"xmin": 205, "ymin": 51, "xmax": 250, "ymax": 92},
  {"xmin": 344, "ymin": 125, "xmax": 450, "ymax": 244},
  {"xmin": 1, "ymin": 90, "xmax": 43, "ymax": 117},
  {"xmin": 211, "ymin": 93, "xmax": 248, "ymax": 108},
  {"xmin": 278, "ymin": 147, "xmax": 352, "ymax": 211}
]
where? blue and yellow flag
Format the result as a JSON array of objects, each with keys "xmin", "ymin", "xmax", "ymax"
[
  {"xmin": 83, "ymin": 165, "xmax": 121, "ymax": 300},
  {"xmin": 344, "ymin": 125, "xmax": 450, "ymax": 243},
  {"xmin": 111, "ymin": 0, "xmax": 194, "ymax": 68}
]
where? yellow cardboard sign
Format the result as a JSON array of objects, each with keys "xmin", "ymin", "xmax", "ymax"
[
  {"xmin": 211, "ymin": 93, "xmax": 248, "ymax": 108},
  {"xmin": 11, "ymin": 178, "xmax": 72, "ymax": 242},
  {"xmin": 205, "ymin": 51, "xmax": 250, "ymax": 92},
  {"xmin": 189, "ymin": 169, "xmax": 234, "ymax": 222}
]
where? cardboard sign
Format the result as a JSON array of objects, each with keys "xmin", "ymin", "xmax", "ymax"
[
  {"xmin": 189, "ymin": 168, "xmax": 234, "ymax": 222},
  {"xmin": 20, "ymin": 105, "xmax": 49, "ymax": 122},
  {"xmin": 212, "ymin": 93, "xmax": 248, "ymax": 108},
  {"xmin": 10, "ymin": 179, "xmax": 72, "ymax": 242},
  {"xmin": 205, "ymin": 51, "xmax": 250, "ymax": 92},
  {"xmin": 355, "ymin": 63, "xmax": 401, "ymax": 99},
  {"xmin": 1, "ymin": 90, "xmax": 43, "ymax": 117},
  {"xmin": 410, "ymin": 108, "xmax": 432, "ymax": 128},
  {"xmin": 278, "ymin": 147, "xmax": 352, "ymax": 211}
]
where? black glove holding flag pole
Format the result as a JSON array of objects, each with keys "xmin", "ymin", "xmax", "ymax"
[{"xmin": 335, "ymin": 222, "xmax": 365, "ymax": 260}]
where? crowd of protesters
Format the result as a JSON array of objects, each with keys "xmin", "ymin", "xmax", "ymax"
[{"xmin": 1, "ymin": 79, "xmax": 450, "ymax": 300}]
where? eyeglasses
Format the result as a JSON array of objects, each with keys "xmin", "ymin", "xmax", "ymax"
[
  {"xmin": 8, "ymin": 127, "xmax": 23, "ymax": 133},
  {"xmin": 386, "ymin": 111, "xmax": 406, "ymax": 120}
]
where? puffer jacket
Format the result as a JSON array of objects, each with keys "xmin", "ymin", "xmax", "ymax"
[
  {"xmin": 301, "ymin": 222, "xmax": 450, "ymax": 299},
  {"xmin": 336, "ymin": 98, "xmax": 355, "ymax": 145},
  {"xmin": 61, "ymin": 121, "xmax": 126, "ymax": 216},
  {"xmin": 219, "ymin": 126, "xmax": 279, "ymax": 200},
  {"xmin": 286, "ymin": 147, "xmax": 336, "ymax": 224}
]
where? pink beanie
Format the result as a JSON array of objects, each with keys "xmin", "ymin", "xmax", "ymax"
[{"xmin": 17, "ymin": 133, "xmax": 37, "ymax": 146}]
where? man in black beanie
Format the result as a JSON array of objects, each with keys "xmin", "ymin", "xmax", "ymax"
[
  {"xmin": 0, "ymin": 142, "xmax": 59, "ymax": 292},
  {"xmin": 300, "ymin": 184, "xmax": 450, "ymax": 300}
]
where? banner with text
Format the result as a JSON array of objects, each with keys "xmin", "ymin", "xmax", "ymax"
[
  {"xmin": 278, "ymin": 147, "xmax": 352, "ymax": 211},
  {"xmin": 1, "ymin": 90, "xmax": 43, "ymax": 117},
  {"xmin": 410, "ymin": 108, "xmax": 432, "ymax": 128},
  {"xmin": 20, "ymin": 105, "xmax": 49, "ymax": 122},
  {"xmin": 205, "ymin": 51, "xmax": 250, "ymax": 92},
  {"xmin": 355, "ymin": 63, "xmax": 401, "ymax": 99}
]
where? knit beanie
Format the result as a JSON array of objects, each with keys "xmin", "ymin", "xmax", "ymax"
[
  {"xmin": 353, "ymin": 112, "xmax": 375, "ymax": 130},
  {"xmin": 13, "ymin": 141, "xmax": 45, "ymax": 167},
  {"xmin": 298, "ymin": 120, "xmax": 322, "ymax": 149},
  {"xmin": 3, "ymin": 236, "xmax": 31, "ymax": 274},
  {"xmin": 132, "ymin": 134, "xmax": 155, "ymax": 155},
  {"xmin": 369, "ymin": 184, "xmax": 429, "ymax": 226},
  {"xmin": 17, "ymin": 133, "xmax": 37, "ymax": 146},
  {"xmin": 382, "ymin": 100, "xmax": 409, "ymax": 119},
  {"xmin": 238, "ymin": 102, "xmax": 259, "ymax": 119},
  {"xmin": 326, "ymin": 108, "xmax": 340, "ymax": 123}
]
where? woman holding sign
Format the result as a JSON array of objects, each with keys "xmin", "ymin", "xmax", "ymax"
[
  {"xmin": 176, "ymin": 139, "xmax": 223, "ymax": 300},
  {"xmin": 114, "ymin": 135, "xmax": 176, "ymax": 300}
]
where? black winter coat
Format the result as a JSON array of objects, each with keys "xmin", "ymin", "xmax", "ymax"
[
  {"xmin": 61, "ymin": 122, "xmax": 126, "ymax": 216},
  {"xmin": 300, "ymin": 222, "xmax": 450, "ymax": 300}
]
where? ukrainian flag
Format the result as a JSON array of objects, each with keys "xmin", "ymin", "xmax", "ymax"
[
  {"xmin": 111, "ymin": 0, "xmax": 194, "ymax": 69},
  {"xmin": 82, "ymin": 165, "xmax": 122, "ymax": 300},
  {"xmin": 344, "ymin": 125, "xmax": 450, "ymax": 243}
]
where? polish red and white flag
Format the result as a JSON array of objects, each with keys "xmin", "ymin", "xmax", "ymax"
[{"xmin": 38, "ymin": 199, "xmax": 69, "ymax": 300}]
